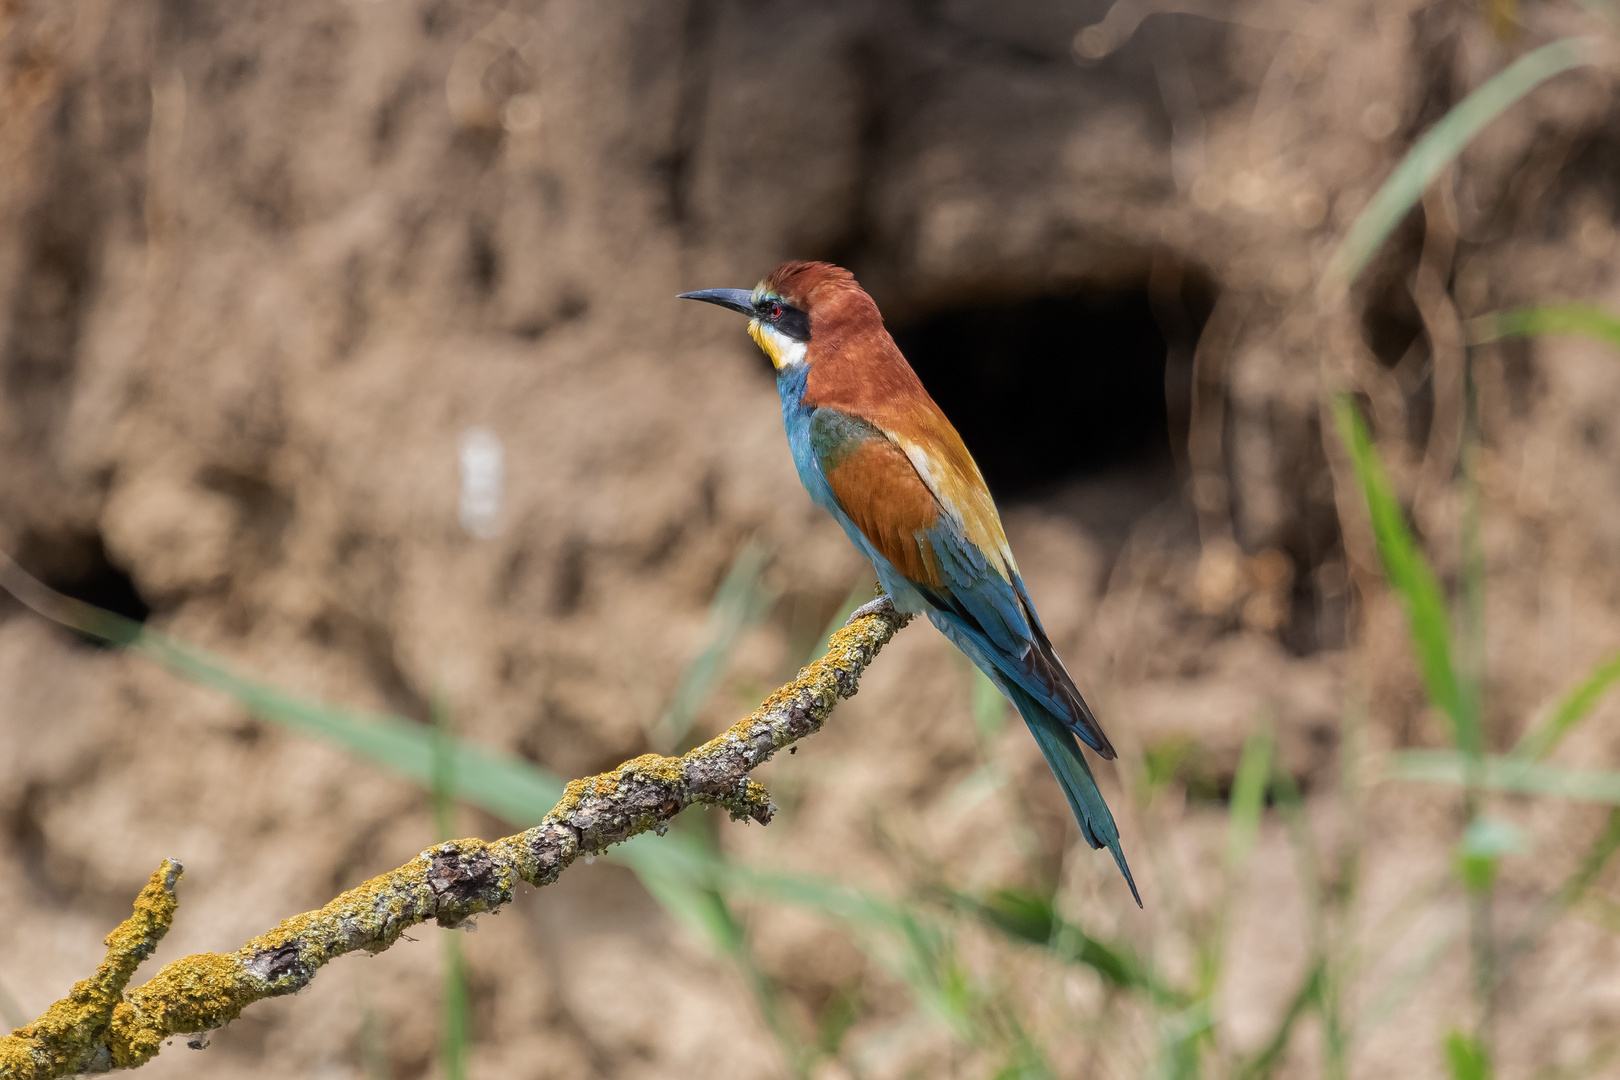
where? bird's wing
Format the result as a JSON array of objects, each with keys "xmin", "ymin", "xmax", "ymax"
[
  {"xmin": 807, "ymin": 407, "xmax": 944, "ymax": 586},
  {"xmin": 809, "ymin": 407, "xmax": 1114, "ymax": 757}
]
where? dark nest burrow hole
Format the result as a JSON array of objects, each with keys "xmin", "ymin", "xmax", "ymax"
[
  {"xmin": 889, "ymin": 268, "xmax": 1214, "ymax": 532},
  {"xmin": 5, "ymin": 530, "xmax": 150, "ymax": 645}
]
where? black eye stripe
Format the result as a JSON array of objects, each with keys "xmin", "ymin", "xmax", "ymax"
[{"xmin": 758, "ymin": 299, "xmax": 811, "ymax": 343}]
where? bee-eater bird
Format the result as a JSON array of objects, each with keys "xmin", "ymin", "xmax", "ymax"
[{"xmin": 680, "ymin": 261, "xmax": 1139, "ymax": 905}]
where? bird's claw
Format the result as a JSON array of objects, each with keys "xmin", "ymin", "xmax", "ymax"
[{"xmin": 845, "ymin": 594, "xmax": 896, "ymax": 626}]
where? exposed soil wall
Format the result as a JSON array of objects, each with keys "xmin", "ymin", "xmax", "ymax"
[{"xmin": 1, "ymin": 2, "xmax": 1618, "ymax": 1077}]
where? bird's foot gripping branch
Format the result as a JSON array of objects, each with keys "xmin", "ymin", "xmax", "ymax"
[{"xmin": 0, "ymin": 601, "xmax": 911, "ymax": 1079}]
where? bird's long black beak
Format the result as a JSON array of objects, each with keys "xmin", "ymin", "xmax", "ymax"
[{"xmin": 677, "ymin": 287, "xmax": 757, "ymax": 316}]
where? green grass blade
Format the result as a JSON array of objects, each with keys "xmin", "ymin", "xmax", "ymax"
[
  {"xmin": 1320, "ymin": 36, "xmax": 1597, "ymax": 297},
  {"xmin": 1233, "ymin": 961, "xmax": 1323, "ymax": 1080},
  {"xmin": 797, "ymin": 579, "xmax": 873, "ymax": 674},
  {"xmin": 1495, "ymin": 810, "xmax": 1620, "ymax": 979},
  {"xmin": 1459, "ymin": 386, "xmax": 1487, "ymax": 775},
  {"xmin": 1467, "ymin": 303, "xmax": 1620, "ymax": 348},
  {"xmin": 1333, "ymin": 398, "xmax": 1466, "ymax": 741},
  {"xmin": 356, "ymin": 989, "xmax": 389, "ymax": 1080},
  {"xmin": 1357, "ymin": 918, "xmax": 1463, "ymax": 1039},
  {"xmin": 440, "ymin": 931, "xmax": 469, "ymax": 1080},
  {"xmin": 1227, "ymin": 730, "xmax": 1273, "ymax": 870},
  {"xmin": 1388, "ymin": 750, "xmax": 1620, "ymax": 804},
  {"xmin": 652, "ymin": 538, "xmax": 777, "ymax": 750},
  {"xmin": 969, "ymin": 887, "xmax": 1056, "ymax": 946},
  {"xmin": 1551, "ymin": 810, "xmax": 1620, "ymax": 910},
  {"xmin": 1512, "ymin": 651, "xmax": 1620, "ymax": 761},
  {"xmin": 432, "ymin": 694, "xmax": 457, "ymax": 840},
  {"xmin": 970, "ymin": 667, "xmax": 1008, "ymax": 745},
  {"xmin": 941, "ymin": 885, "xmax": 1183, "ymax": 1006},
  {"xmin": 628, "ymin": 837, "xmax": 813, "ymax": 1074},
  {"xmin": 433, "ymin": 700, "xmax": 469, "ymax": 1080},
  {"xmin": 724, "ymin": 866, "xmax": 988, "ymax": 1036},
  {"xmin": 142, "ymin": 628, "xmax": 567, "ymax": 823},
  {"xmin": 3, "ymin": 548, "xmax": 590, "ymax": 827},
  {"xmin": 1159, "ymin": 1000, "xmax": 1215, "ymax": 1080},
  {"xmin": 1444, "ymin": 1030, "xmax": 1492, "ymax": 1080},
  {"xmin": 816, "ymin": 986, "xmax": 861, "ymax": 1058}
]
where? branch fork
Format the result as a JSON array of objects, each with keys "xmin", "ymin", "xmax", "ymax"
[{"xmin": 0, "ymin": 601, "xmax": 910, "ymax": 1078}]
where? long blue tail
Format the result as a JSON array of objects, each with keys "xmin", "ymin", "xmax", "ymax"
[
  {"xmin": 926, "ymin": 611, "xmax": 1140, "ymax": 905},
  {"xmin": 1005, "ymin": 683, "xmax": 1141, "ymax": 907}
]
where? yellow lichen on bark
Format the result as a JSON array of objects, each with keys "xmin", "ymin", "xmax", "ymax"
[
  {"xmin": 107, "ymin": 953, "xmax": 248, "ymax": 1069},
  {"xmin": 0, "ymin": 862, "xmax": 181, "ymax": 1079},
  {"xmin": 0, "ymin": 599, "xmax": 910, "ymax": 1078}
]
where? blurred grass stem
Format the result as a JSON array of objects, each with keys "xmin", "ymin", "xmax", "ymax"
[
  {"xmin": 1319, "ymin": 36, "xmax": 1598, "ymax": 299},
  {"xmin": 433, "ymin": 694, "xmax": 469, "ymax": 1080}
]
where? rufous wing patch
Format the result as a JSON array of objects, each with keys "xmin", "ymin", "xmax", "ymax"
[{"xmin": 822, "ymin": 436, "xmax": 942, "ymax": 586}]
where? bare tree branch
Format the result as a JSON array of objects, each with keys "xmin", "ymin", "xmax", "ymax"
[{"xmin": 0, "ymin": 599, "xmax": 911, "ymax": 1078}]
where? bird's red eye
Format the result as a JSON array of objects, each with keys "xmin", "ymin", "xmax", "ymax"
[{"xmin": 771, "ymin": 303, "xmax": 783, "ymax": 319}]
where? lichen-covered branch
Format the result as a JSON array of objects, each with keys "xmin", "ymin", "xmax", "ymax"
[{"xmin": 0, "ymin": 600, "xmax": 911, "ymax": 1079}]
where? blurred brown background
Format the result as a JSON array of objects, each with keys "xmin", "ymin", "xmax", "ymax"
[{"xmin": 2, "ymin": 1, "xmax": 1619, "ymax": 1077}]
